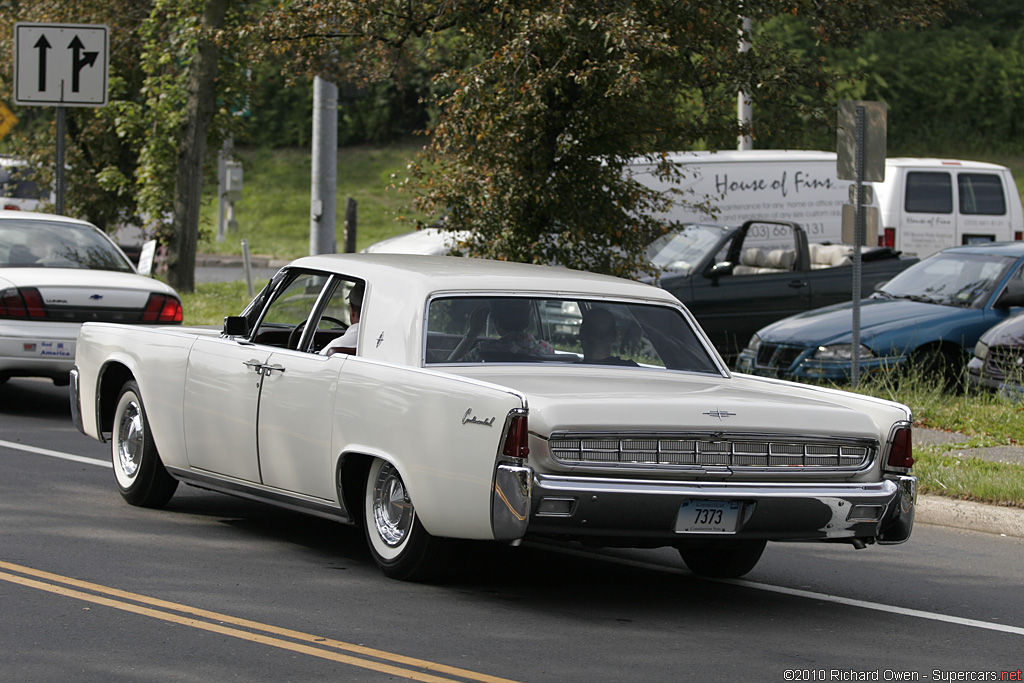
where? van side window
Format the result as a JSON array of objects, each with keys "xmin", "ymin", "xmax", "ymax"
[
  {"xmin": 905, "ymin": 172, "xmax": 953, "ymax": 214},
  {"xmin": 958, "ymin": 173, "xmax": 1006, "ymax": 216}
]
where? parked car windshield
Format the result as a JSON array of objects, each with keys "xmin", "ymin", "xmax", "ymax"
[
  {"xmin": 876, "ymin": 251, "xmax": 1016, "ymax": 308},
  {"xmin": 0, "ymin": 219, "xmax": 134, "ymax": 272},
  {"xmin": 425, "ymin": 295, "xmax": 721, "ymax": 373},
  {"xmin": 646, "ymin": 224, "xmax": 727, "ymax": 274}
]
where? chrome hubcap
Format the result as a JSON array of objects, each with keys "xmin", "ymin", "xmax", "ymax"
[
  {"xmin": 372, "ymin": 463, "xmax": 413, "ymax": 547},
  {"xmin": 116, "ymin": 400, "xmax": 144, "ymax": 479}
]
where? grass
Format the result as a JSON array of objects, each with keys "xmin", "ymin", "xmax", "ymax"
[
  {"xmin": 196, "ymin": 143, "xmax": 426, "ymax": 259},
  {"xmin": 835, "ymin": 368, "xmax": 1024, "ymax": 509},
  {"xmin": 180, "ymin": 144, "xmax": 1024, "ymax": 510}
]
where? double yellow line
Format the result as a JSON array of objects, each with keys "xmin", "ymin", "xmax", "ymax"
[{"xmin": 0, "ymin": 560, "xmax": 520, "ymax": 683}]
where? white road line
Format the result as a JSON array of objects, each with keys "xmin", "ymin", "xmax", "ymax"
[
  {"xmin": 540, "ymin": 544, "xmax": 1024, "ymax": 637},
  {"xmin": 7, "ymin": 442, "xmax": 1022, "ymax": 637},
  {"xmin": 0, "ymin": 439, "xmax": 111, "ymax": 468}
]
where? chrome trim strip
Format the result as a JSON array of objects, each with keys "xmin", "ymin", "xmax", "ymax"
[{"xmin": 168, "ymin": 467, "xmax": 350, "ymax": 523}]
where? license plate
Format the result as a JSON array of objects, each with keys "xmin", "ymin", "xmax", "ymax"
[{"xmin": 675, "ymin": 500, "xmax": 742, "ymax": 533}]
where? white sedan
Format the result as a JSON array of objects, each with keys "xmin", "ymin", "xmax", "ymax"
[
  {"xmin": 1, "ymin": 211, "xmax": 182, "ymax": 386},
  {"xmin": 71, "ymin": 254, "xmax": 916, "ymax": 581}
]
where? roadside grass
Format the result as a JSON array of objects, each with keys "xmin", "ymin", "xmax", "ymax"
[
  {"xmin": 196, "ymin": 143, "xmax": 425, "ymax": 259},
  {"xmin": 837, "ymin": 366, "xmax": 1024, "ymax": 508},
  {"xmin": 182, "ymin": 144, "xmax": 1024, "ymax": 509}
]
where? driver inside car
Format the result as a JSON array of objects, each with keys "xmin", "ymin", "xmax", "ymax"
[{"xmin": 320, "ymin": 282, "xmax": 364, "ymax": 356}]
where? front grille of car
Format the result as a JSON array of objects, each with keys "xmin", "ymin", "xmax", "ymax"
[
  {"xmin": 755, "ymin": 343, "xmax": 805, "ymax": 370},
  {"xmin": 985, "ymin": 345, "xmax": 1024, "ymax": 382},
  {"xmin": 548, "ymin": 433, "xmax": 873, "ymax": 471}
]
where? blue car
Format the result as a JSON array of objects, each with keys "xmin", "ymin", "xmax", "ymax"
[{"xmin": 735, "ymin": 242, "xmax": 1024, "ymax": 382}]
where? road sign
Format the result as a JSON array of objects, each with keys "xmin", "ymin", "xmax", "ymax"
[
  {"xmin": 14, "ymin": 23, "xmax": 109, "ymax": 107},
  {"xmin": 0, "ymin": 101, "xmax": 18, "ymax": 139}
]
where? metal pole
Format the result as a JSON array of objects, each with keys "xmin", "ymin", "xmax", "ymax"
[
  {"xmin": 216, "ymin": 138, "xmax": 229, "ymax": 242},
  {"xmin": 851, "ymin": 106, "xmax": 866, "ymax": 388},
  {"xmin": 310, "ymin": 76, "xmax": 338, "ymax": 255},
  {"xmin": 55, "ymin": 106, "xmax": 66, "ymax": 214},
  {"xmin": 737, "ymin": 16, "xmax": 753, "ymax": 151},
  {"xmin": 241, "ymin": 238, "xmax": 254, "ymax": 298}
]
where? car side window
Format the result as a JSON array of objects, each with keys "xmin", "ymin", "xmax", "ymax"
[{"xmin": 250, "ymin": 272, "xmax": 332, "ymax": 349}]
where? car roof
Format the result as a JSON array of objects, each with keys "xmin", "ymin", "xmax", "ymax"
[
  {"xmin": 936, "ymin": 241, "xmax": 1024, "ymax": 257},
  {"xmin": 884, "ymin": 157, "xmax": 1009, "ymax": 172},
  {"xmin": 0, "ymin": 210, "xmax": 98, "ymax": 228},
  {"xmin": 289, "ymin": 253, "xmax": 676, "ymax": 302}
]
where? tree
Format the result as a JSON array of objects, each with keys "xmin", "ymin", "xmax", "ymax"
[
  {"xmin": 247, "ymin": 0, "xmax": 959, "ymax": 276},
  {"xmin": 0, "ymin": 0, "xmax": 253, "ymax": 292}
]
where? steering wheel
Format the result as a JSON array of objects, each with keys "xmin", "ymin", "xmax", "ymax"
[
  {"xmin": 288, "ymin": 316, "xmax": 349, "ymax": 351},
  {"xmin": 287, "ymin": 321, "xmax": 307, "ymax": 350},
  {"xmin": 319, "ymin": 316, "xmax": 348, "ymax": 330}
]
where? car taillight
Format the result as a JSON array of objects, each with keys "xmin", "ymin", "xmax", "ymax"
[
  {"xmin": 0, "ymin": 287, "xmax": 47, "ymax": 319},
  {"xmin": 143, "ymin": 293, "xmax": 183, "ymax": 323},
  {"xmin": 879, "ymin": 227, "xmax": 895, "ymax": 249},
  {"xmin": 3, "ymin": 204, "xmax": 21, "ymax": 211},
  {"xmin": 887, "ymin": 426, "xmax": 914, "ymax": 469},
  {"xmin": 1015, "ymin": 231, "xmax": 1023, "ymax": 241},
  {"xmin": 502, "ymin": 414, "xmax": 530, "ymax": 460}
]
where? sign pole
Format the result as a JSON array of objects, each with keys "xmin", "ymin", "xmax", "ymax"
[
  {"xmin": 55, "ymin": 106, "xmax": 66, "ymax": 214},
  {"xmin": 851, "ymin": 106, "xmax": 865, "ymax": 387}
]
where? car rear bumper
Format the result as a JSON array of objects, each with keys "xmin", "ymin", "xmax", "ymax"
[
  {"xmin": 0, "ymin": 321, "xmax": 78, "ymax": 381},
  {"xmin": 527, "ymin": 473, "xmax": 916, "ymax": 545}
]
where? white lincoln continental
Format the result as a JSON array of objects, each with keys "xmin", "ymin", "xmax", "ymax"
[{"xmin": 71, "ymin": 254, "xmax": 916, "ymax": 581}]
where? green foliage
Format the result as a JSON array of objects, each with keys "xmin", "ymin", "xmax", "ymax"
[{"xmin": 239, "ymin": 0, "xmax": 959, "ymax": 276}]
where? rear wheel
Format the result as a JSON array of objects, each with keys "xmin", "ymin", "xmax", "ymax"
[
  {"xmin": 363, "ymin": 458, "xmax": 450, "ymax": 581},
  {"xmin": 111, "ymin": 381, "xmax": 178, "ymax": 508},
  {"xmin": 677, "ymin": 540, "xmax": 766, "ymax": 578}
]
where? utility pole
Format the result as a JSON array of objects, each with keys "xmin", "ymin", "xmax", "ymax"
[{"xmin": 310, "ymin": 76, "xmax": 337, "ymax": 255}]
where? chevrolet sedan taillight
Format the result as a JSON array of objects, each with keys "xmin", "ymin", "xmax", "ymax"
[
  {"xmin": 142, "ymin": 293, "xmax": 184, "ymax": 323},
  {"xmin": 0, "ymin": 287, "xmax": 46, "ymax": 318}
]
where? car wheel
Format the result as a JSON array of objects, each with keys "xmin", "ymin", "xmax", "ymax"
[
  {"xmin": 677, "ymin": 539, "xmax": 767, "ymax": 578},
  {"xmin": 363, "ymin": 458, "xmax": 449, "ymax": 581},
  {"xmin": 908, "ymin": 346, "xmax": 964, "ymax": 391},
  {"xmin": 111, "ymin": 380, "xmax": 178, "ymax": 508}
]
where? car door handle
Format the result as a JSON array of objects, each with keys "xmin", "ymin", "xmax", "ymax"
[
  {"xmin": 788, "ymin": 279, "xmax": 808, "ymax": 289},
  {"xmin": 243, "ymin": 360, "xmax": 286, "ymax": 376}
]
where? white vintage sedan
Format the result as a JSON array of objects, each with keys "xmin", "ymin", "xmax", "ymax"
[
  {"xmin": 1, "ymin": 211, "xmax": 182, "ymax": 386},
  {"xmin": 71, "ymin": 254, "xmax": 916, "ymax": 581}
]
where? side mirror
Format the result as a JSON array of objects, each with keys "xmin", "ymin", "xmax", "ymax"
[
  {"xmin": 996, "ymin": 280, "xmax": 1024, "ymax": 309},
  {"xmin": 223, "ymin": 316, "xmax": 249, "ymax": 337},
  {"xmin": 706, "ymin": 261, "xmax": 734, "ymax": 279}
]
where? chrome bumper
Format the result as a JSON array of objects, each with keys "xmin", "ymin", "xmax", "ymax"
[
  {"xmin": 491, "ymin": 463, "xmax": 533, "ymax": 542},
  {"xmin": 69, "ymin": 366, "xmax": 85, "ymax": 435},
  {"xmin": 528, "ymin": 473, "xmax": 916, "ymax": 544}
]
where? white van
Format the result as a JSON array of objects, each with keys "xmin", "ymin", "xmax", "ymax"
[
  {"xmin": 874, "ymin": 158, "xmax": 1023, "ymax": 259},
  {"xmin": 628, "ymin": 150, "xmax": 858, "ymax": 251}
]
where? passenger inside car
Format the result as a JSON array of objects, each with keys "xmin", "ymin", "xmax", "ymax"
[
  {"xmin": 578, "ymin": 308, "xmax": 639, "ymax": 367},
  {"xmin": 449, "ymin": 298, "xmax": 555, "ymax": 361}
]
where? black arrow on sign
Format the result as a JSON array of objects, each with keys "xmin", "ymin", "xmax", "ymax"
[
  {"xmin": 68, "ymin": 36, "xmax": 98, "ymax": 93},
  {"xmin": 34, "ymin": 35, "xmax": 51, "ymax": 92}
]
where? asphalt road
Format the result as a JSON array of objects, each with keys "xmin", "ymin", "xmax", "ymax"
[{"xmin": 2, "ymin": 377, "xmax": 1023, "ymax": 682}]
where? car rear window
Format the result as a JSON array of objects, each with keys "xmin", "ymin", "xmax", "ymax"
[
  {"xmin": 425, "ymin": 295, "xmax": 720, "ymax": 373},
  {"xmin": 958, "ymin": 173, "xmax": 1006, "ymax": 216},
  {"xmin": 0, "ymin": 219, "xmax": 134, "ymax": 272}
]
